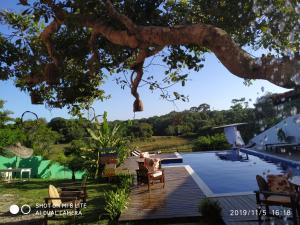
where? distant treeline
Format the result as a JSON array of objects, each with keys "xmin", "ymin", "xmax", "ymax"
[
  {"xmin": 110, "ymin": 94, "xmax": 300, "ymax": 143},
  {"xmin": 2, "ymin": 93, "xmax": 300, "ymax": 152}
]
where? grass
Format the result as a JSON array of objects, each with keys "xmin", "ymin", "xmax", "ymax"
[
  {"xmin": 132, "ymin": 136, "xmax": 195, "ymax": 153},
  {"xmin": 0, "ymin": 178, "xmax": 116, "ymax": 225},
  {"xmin": 50, "ymin": 136, "xmax": 195, "ymax": 155}
]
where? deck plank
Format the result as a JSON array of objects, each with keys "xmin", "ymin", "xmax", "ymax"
[
  {"xmin": 119, "ymin": 166, "xmax": 205, "ymax": 222},
  {"xmin": 212, "ymin": 195, "xmax": 297, "ymax": 225},
  {"xmin": 119, "ymin": 154, "xmax": 296, "ymax": 225}
]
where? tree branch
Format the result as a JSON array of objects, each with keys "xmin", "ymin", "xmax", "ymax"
[
  {"xmin": 39, "ymin": 0, "xmax": 65, "ymax": 66},
  {"xmin": 105, "ymin": 0, "xmax": 137, "ymax": 34},
  {"xmin": 86, "ymin": 1, "xmax": 300, "ymax": 89},
  {"xmin": 38, "ymin": 1, "xmax": 300, "ymax": 110},
  {"xmin": 130, "ymin": 47, "xmax": 163, "ymax": 111},
  {"xmin": 89, "ymin": 19, "xmax": 300, "ymax": 88}
]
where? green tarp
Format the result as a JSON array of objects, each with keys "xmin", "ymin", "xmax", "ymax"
[{"xmin": 0, "ymin": 156, "xmax": 85, "ymax": 179}]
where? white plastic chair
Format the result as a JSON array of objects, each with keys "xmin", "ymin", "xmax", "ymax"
[{"xmin": 5, "ymin": 167, "xmax": 13, "ymax": 181}]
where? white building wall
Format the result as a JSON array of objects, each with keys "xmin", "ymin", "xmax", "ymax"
[{"xmin": 250, "ymin": 114, "xmax": 300, "ymax": 148}]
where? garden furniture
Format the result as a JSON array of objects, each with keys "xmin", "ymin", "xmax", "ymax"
[
  {"xmin": 59, "ymin": 176, "xmax": 87, "ymax": 203},
  {"xmin": 0, "ymin": 167, "xmax": 31, "ymax": 182},
  {"xmin": 255, "ymin": 174, "xmax": 300, "ymax": 225},
  {"xmin": 44, "ymin": 184, "xmax": 83, "ymax": 225},
  {"xmin": 136, "ymin": 157, "xmax": 165, "ymax": 191}
]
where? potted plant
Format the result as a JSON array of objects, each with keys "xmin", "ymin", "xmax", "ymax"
[{"xmin": 199, "ymin": 198, "xmax": 224, "ymax": 225}]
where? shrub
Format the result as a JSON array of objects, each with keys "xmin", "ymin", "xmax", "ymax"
[
  {"xmin": 104, "ymin": 189, "xmax": 129, "ymax": 220},
  {"xmin": 0, "ymin": 128, "xmax": 25, "ymax": 148},
  {"xmin": 199, "ymin": 198, "xmax": 223, "ymax": 225},
  {"xmin": 116, "ymin": 174, "xmax": 134, "ymax": 191},
  {"xmin": 104, "ymin": 174, "xmax": 133, "ymax": 220},
  {"xmin": 193, "ymin": 133, "xmax": 230, "ymax": 151}
]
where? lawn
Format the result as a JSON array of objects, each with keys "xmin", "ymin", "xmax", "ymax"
[
  {"xmin": 0, "ymin": 179, "xmax": 115, "ymax": 225},
  {"xmin": 132, "ymin": 136, "xmax": 194, "ymax": 153}
]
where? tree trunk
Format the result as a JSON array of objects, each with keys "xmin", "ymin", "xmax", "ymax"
[
  {"xmin": 72, "ymin": 170, "xmax": 76, "ymax": 181},
  {"xmin": 94, "ymin": 150, "xmax": 100, "ymax": 180}
]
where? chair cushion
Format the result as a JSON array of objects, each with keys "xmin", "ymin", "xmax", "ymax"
[
  {"xmin": 48, "ymin": 185, "xmax": 62, "ymax": 207},
  {"xmin": 267, "ymin": 174, "xmax": 291, "ymax": 193},
  {"xmin": 144, "ymin": 157, "xmax": 160, "ymax": 172},
  {"xmin": 150, "ymin": 170, "xmax": 163, "ymax": 178},
  {"xmin": 153, "ymin": 158, "xmax": 160, "ymax": 170},
  {"xmin": 140, "ymin": 152, "xmax": 150, "ymax": 158},
  {"xmin": 266, "ymin": 195, "xmax": 291, "ymax": 204}
]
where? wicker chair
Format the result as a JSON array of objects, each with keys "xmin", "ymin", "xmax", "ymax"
[
  {"xmin": 255, "ymin": 175, "xmax": 299, "ymax": 224},
  {"xmin": 136, "ymin": 157, "xmax": 165, "ymax": 191}
]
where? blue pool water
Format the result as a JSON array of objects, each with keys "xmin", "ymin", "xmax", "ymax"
[{"xmin": 170, "ymin": 150, "xmax": 300, "ymax": 194}]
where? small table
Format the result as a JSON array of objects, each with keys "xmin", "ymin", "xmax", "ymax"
[
  {"xmin": 288, "ymin": 176, "xmax": 300, "ymax": 192},
  {"xmin": 0, "ymin": 168, "xmax": 31, "ymax": 182}
]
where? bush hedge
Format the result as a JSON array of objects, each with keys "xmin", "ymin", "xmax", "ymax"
[{"xmin": 193, "ymin": 133, "xmax": 230, "ymax": 151}]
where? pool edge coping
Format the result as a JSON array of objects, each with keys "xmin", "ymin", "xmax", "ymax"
[{"xmin": 241, "ymin": 148, "xmax": 300, "ymax": 166}]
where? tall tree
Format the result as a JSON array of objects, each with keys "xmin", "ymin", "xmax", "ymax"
[
  {"xmin": 0, "ymin": 100, "xmax": 14, "ymax": 127},
  {"xmin": 1, "ymin": 1, "xmax": 300, "ymax": 112}
]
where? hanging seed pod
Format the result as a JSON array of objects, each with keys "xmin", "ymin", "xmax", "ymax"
[{"xmin": 133, "ymin": 99, "xmax": 143, "ymax": 112}]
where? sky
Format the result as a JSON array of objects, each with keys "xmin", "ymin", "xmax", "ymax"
[{"xmin": 0, "ymin": 1, "xmax": 289, "ymax": 122}]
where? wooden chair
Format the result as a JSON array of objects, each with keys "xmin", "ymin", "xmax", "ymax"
[
  {"xmin": 44, "ymin": 185, "xmax": 83, "ymax": 225},
  {"xmin": 136, "ymin": 157, "xmax": 165, "ymax": 191},
  {"xmin": 255, "ymin": 175, "xmax": 299, "ymax": 224},
  {"xmin": 59, "ymin": 176, "xmax": 87, "ymax": 203}
]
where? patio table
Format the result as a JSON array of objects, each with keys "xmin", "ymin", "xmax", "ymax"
[{"xmin": 0, "ymin": 168, "xmax": 31, "ymax": 181}]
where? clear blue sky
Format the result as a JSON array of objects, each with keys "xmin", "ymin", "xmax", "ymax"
[{"xmin": 0, "ymin": 1, "xmax": 288, "ymax": 121}]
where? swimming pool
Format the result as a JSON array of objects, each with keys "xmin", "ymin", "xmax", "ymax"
[{"xmin": 167, "ymin": 150, "xmax": 300, "ymax": 195}]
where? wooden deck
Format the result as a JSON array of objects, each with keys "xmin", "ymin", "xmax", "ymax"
[
  {"xmin": 212, "ymin": 194, "xmax": 298, "ymax": 225},
  {"xmin": 119, "ymin": 154, "xmax": 297, "ymax": 224},
  {"xmin": 211, "ymin": 194, "xmax": 257, "ymax": 223},
  {"xmin": 119, "ymin": 166, "xmax": 205, "ymax": 223}
]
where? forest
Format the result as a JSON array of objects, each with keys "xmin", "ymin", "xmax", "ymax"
[{"xmin": 1, "ymin": 92, "xmax": 300, "ymax": 157}]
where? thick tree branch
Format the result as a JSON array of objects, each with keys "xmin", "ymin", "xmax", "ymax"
[
  {"xmin": 39, "ymin": 0, "xmax": 65, "ymax": 66},
  {"xmin": 40, "ymin": 19, "xmax": 62, "ymax": 66},
  {"xmin": 90, "ymin": 21, "xmax": 299, "ymax": 88},
  {"xmin": 87, "ymin": 31, "xmax": 100, "ymax": 78},
  {"xmin": 105, "ymin": 0, "xmax": 137, "ymax": 34},
  {"xmin": 38, "ymin": 1, "xmax": 300, "ymax": 111}
]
